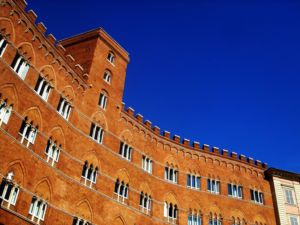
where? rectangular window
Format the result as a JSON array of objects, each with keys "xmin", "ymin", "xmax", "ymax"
[
  {"xmin": 29, "ymin": 197, "xmax": 47, "ymax": 222},
  {"xmin": 57, "ymin": 97, "xmax": 72, "ymax": 120},
  {"xmin": 289, "ymin": 215, "xmax": 299, "ymax": 225},
  {"xmin": 99, "ymin": 93, "xmax": 107, "ymax": 109},
  {"xmin": 250, "ymin": 189, "xmax": 264, "ymax": 204},
  {"xmin": 34, "ymin": 76, "xmax": 51, "ymax": 101},
  {"xmin": 284, "ymin": 187, "xmax": 296, "ymax": 205},
  {"xmin": 0, "ymin": 182, "xmax": 19, "ymax": 206},
  {"xmin": 11, "ymin": 53, "xmax": 30, "ymax": 80}
]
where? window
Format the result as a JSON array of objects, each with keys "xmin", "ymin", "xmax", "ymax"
[
  {"xmin": 164, "ymin": 202, "xmax": 178, "ymax": 224},
  {"xmin": 119, "ymin": 142, "xmax": 132, "ymax": 161},
  {"xmin": 45, "ymin": 139, "xmax": 60, "ymax": 166},
  {"xmin": 0, "ymin": 99, "xmax": 12, "ymax": 126},
  {"xmin": 81, "ymin": 161, "xmax": 98, "ymax": 187},
  {"xmin": 165, "ymin": 165, "xmax": 178, "ymax": 183},
  {"xmin": 289, "ymin": 215, "xmax": 299, "ymax": 225},
  {"xmin": 72, "ymin": 217, "xmax": 91, "ymax": 225},
  {"xmin": 107, "ymin": 52, "xmax": 115, "ymax": 64},
  {"xmin": 284, "ymin": 187, "xmax": 296, "ymax": 205},
  {"xmin": 187, "ymin": 174, "xmax": 200, "ymax": 190},
  {"xmin": 19, "ymin": 118, "xmax": 38, "ymax": 147},
  {"xmin": 228, "ymin": 183, "xmax": 243, "ymax": 199},
  {"xmin": 231, "ymin": 217, "xmax": 246, "ymax": 225},
  {"xmin": 11, "ymin": 53, "xmax": 30, "ymax": 80},
  {"xmin": 57, "ymin": 96, "xmax": 72, "ymax": 120},
  {"xmin": 209, "ymin": 213, "xmax": 222, "ymax": 225},
  {"xmin": 207, "ymin": 179, "xmax": 220, "ymax": 194},
  {"xmin": 29, "ymin": 197, "xmax": 47, "ymax": 223},
  {"xmin": 114, "ymin": 179, "xmax": 129, "ymax": 203},
  {"xmin": 140, "ymin": 192, "xmax": 151, "ymax": 215},
  {"xmin": 188, "ymin": 211, "xmax": 202, "ymax": 225},
  {"xmin": 250, "ymin": 189, "xmax": 264, "ymax": 204},
  {"xmin": 103, "ymin": 71, "xmax": 111, "ymax": 84},
  {"xmin": 0, "ymin": 35, "xmax": 8, "ymax": 57},
  {"xmin": 34, "ymin": 76, "xmax": 51, "ymax": 101},
  {"xmin": 0, "ymin": 172, "xmax": 19, "ymax": 208},
  {"xmin": 98, "ymin": 92, "xmax": 107, "ymax": 109},
  {"xmin": 142, "ymin": 155, "xmax": 152, "ymax": 173},
  {"xmin": 89, "ymin": 123, "xmax": 104, "ymax": 144}
]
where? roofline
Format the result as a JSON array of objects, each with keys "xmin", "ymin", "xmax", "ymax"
[
  {"xmin": 265, "ymin": 167, "xmax": 300, "ymax": 182},
  {"xmin": 59, "ymin": 27, "xmax": 130, "ymax": 63}
]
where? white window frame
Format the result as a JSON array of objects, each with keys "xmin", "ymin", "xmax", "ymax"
[
  {"xmin": 19, "ymin": 120, "xmax": 38, "ymax": 147},
  {"xmin": 0, "ymin": 35, "xmax": 8, "ymax": 57},
  {"xmin": 187, "ymin": 174, "xmax": 200, "ymax": 190},
  {"xmin": 140, "ymin": 192, "xmax": 151, "ymax": 215},
  {"xmin": 35, "ymin": 76, "xmax": 51, "ymax": 101},
  {"xmin": 0, "ymin": 181, "xmax": 19, "ymax": 208},
  {"xmin": 188, "ymin": 212, "xmax": 202, "ymax": 225},
  {"xmin": 289, "ymin": 215, "xmax": 299, "ymax": 225},
  {"xmin": 114, "ymin": 179, "xmax": 129, "ymax": 204},
  {"xmin": 142, "ymin": 155, "xmax": 152, "ymax": 174},
  {"xmin": 73, "ymin": 217, "xmax": 91, "ymax": 225},
  {"xmin": 0, "ymin": 100, "xmax": 12, "ymax": 126},
  {"xmin": 283, "ymin": 186, "xmax": 296, "ymax": 205},
  {"xmin": 29, "ymin": 197, "xmax": 47, "ymax": 223},
  {"xmin": 119, "ymin": 142, "xmax": 132, "ymax": 161},
  {"xmin": 98, "ymin": 93, "xmax": 108, "ymax": 109},
  {"xmin": 164, "ymin": 202, "xmax": 178, "ymax": 224},
  {"xmin": 165, "ymin": 166, "xmax": 178, "ymax": 184},
  {"xmin": 81, "ymin": 162, "xmax": 98, "ymax": 188},
  {"xmin": 90, "ymin": 123, "xmax": 104, "ymax": 144},
  {"xmin": 207, "ymin": 179, "xmax": 220, "ymax": 194},
  {"xmin": 228, "ymin": 183, "xmax": 243, "ymax": 199},
  {"xmin": 45, "ymin": 140, "xmax": 60, "ymax": 166},
  {"xmin": 57, "ymin": 97, "xmax": 72, "ymax": 120},
  {"xmin": 11, "ymin": 53, "xmax": 30, "ymax": 80},
  {"xmin": 250, "ymin": 189, "xmax": 264, "ymax": 204},
  {"xmin": 107, "ymin": 52, "xmax": 115, "ymax": 65},
  {"xmin": 103, "ymin": 71, "xmax": 111, "ymax": 84}
]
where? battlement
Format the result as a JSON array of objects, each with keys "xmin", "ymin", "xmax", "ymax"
[{"xmin": 122, "ymin": 103, "xmax": 268, "ymax": 170}]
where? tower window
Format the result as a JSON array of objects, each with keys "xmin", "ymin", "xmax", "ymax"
[
  {"xmin": 250, "ymin": 189, "xmax": 264, "ymax": 204},
  {"xmin": 89, "ymin": 123, "xmax": 104, "ymax": 144},
  {"xmin": 164, "ymin": 202, "xmax": 178, "ymax": 224},
  {"xmin": 34, "ymin": 76, "xmax": 51, "ymax": 101},
  {"xmin": 228, "ymin": 183, "xmax": 243, "ymax": 199},
  {"xmin": 0, "ymin": 172, "xmax": 19, "ymax": 208},
  {"xmin": 98, "ymin": 93, "xmax": 108, "ymax": 109},
  {"xmin": 29, "ymin": 197, "xmax": 47, "ymax": 223},
  {"xmin": 187, "ymin": 174, "xmax": 200, "ymax": 190},
  {"xmin": 103, "ymin": 71, "xmax": 111, "ymax": 84},
  {"xmin": 57, "ymin": 97, "xmax": 72, "ymax": 120},
  {"xmin": 188, "ymin": 211, "xmax": 202, "ymax": 225},
  {"xmin": 11, "ymin": 53, "xmax": 30, "ymax": 80},
  {"xmin": 107, "ymin": 52, "xmax": 115, "ymax": 64},
  {"xmin": 139, "ymin": 192, "xmax": 151, "ymax": 215},
  {"xmin": 164, "ymin": 165, "xmax": 178, "ymax": 184}
]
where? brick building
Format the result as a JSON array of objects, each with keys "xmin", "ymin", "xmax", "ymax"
[{"xmin": 0, "ymin": 0, "xmax": 278, "ymax": 224}]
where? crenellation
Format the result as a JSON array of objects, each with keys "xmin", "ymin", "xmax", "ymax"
[
  {"xmin": 163, "ymin": 130, "xmax": 170, "ymax": 139},
  {"xmin": 152, "ymin": 126, "xmax": 160, "ymax": 134},
  {"xmin": 203, "ymin": 144, "xmax": 210, "ymax": 152},
  {"xmin": 144, "ymin": 120, "xmax": 151, "ymax": 128},
  {"xmin": 135, "ymin": 113, "xmax": 143, "ymax": 122},
  {"xmin": 173, "ymin": 134, "xmax": 180, "ymax": 143},
  {"xmin": 14, "ymin": 0, "xmax": 27, "ymax": 9},
  {"xmin": 192, "ymin": 141, "xmax": 200, "ymax": 149},
  {"xmin": 47, "ymin": 33, "xmax": 56, "ymax": 45},
  {"xmin": 240, "ymin": 154, "xmax": 247, "ymax": 162},
  {"xmin": 212, "ymin": 147, "xmax": 220, "ymax": 155},
  {"xmin": 248, "ymin": 157, "xmax": 254, "ymax": 166},
  {"xmin": 231, "ymin": 152, "xmax": 238, "ymax": 159},
  {"xmin": 183, "ymin": 138, "xmax": 190, "ymax": 147},
  {"xmin": 36, "ymin": 22, "xmax": 47, "ymax": 34},
  {"xmin": 256, "ymin": 160, "xmax": 262, "ymax": 169},
  {"xmin": 26, "ymin": 9, "xmax": 37, "ymax": 23},
  {"xmin": 127, "ymin": 107, "xmax": 135, "ymax": 116},
  {"xmin": 222, "ymin": 149, "xmax": 229, "ymax": 157}
]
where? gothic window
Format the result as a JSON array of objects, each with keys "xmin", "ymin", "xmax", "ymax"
[
  {"xmin": 188, "ymin": 210, "xmax": 202, "ymax": 225},
  {"xmin": 164, "ymin": 164, "xmax": 178, "ymax": 183},
  {"xmin": 81, "ymin": 161, "xmax": 98, "ymax": 188},
  {"xmin": 107, "ymin": 52, "xmax": 115, "ymax": 64},
  {"xmin": 142, "ymin": 155, "xmax": 152, "ymax": 173},
  {"xmin": 207, "ymin": 178, "xmax": 220, "ymax": 194},
  {"xmin": 228, "ymin": 183, "xmax": 243, "ymax": 199},
  {"xmin": 11, "ymin": 53, "xmax": 30, "ymax": 80},
  {"xmin": 250, "ymin": 189, "xmax": 264, "ymax": 204},
  {"xmin": 0, "ymin": 98, "xmax": 12, "ymax": 126},
  {"xmin": 114, "ymin": 179, "xmax": 129, "ymax": 203},
  {"xmin": 209, "ymin": 213, "xmax": 222, "ymax": 225},
  {"xmin": 119, "ymin": 142, "xmax": 132, "ymax": 161},
  {"xmin": 72, "ymin": 217, "xmax": 91, "ymax": 225},
  {"xmin": 19, "ymin": 117, "xmax": 38, "ymax": 147},
  {"xmin": 89, "ymin": 123, "xmax": 104, "ymax": 144},
  {"xmin": 29, "ymin": 196, "xmax": 47, "ymax": 223},
  {"xmin": 57, "ymin": 96, "xmax": 72, "ymax": 120},
  {"xmin": 0, "ymin": 172, "xmax": 19, "ymax": 208},
  {"xmin": 187, "ymin": 174, "xmax": 200, "ymax": 190},
  {"xmin": 164, "ymin": 201, "xmax": 178, "ymax": 224},
  {"xmin": 45, "ymin": 139, "xmax": 61, "ymax": 166},
  {"xmin": 34, "ymin": 76, "xmax": 51, "ymax": 101},
  {"xmin": 103, "ymin": 70, "xmax": 111, "ymax": 84},
  {"xmin": 139, "ymin": 191, "xmax": 151, "ymax": 215},
  {"xmin": 98, "ymin": 92, "xmax": 107, "ymax": 109}
]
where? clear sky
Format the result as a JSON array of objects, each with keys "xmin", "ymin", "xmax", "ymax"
[{"xmin": 27, "ymin": 0, "xmax": 300, "ymax": 173}]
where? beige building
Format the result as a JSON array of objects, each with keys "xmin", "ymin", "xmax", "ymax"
[{"xmin": 266, "ymin": 168, "xmax": 300, "ymax": 225}]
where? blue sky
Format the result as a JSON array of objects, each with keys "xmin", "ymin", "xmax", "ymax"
[{"xmin": 27, "ymin": 0, "xmax": 300, "ymax": 173}]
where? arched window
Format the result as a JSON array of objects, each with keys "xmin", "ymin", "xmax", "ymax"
[
  {"xmin": 57, "ymin": 96, "xmax": 72, "ymax": 120},
  {"xmin": 165, "ymin": 164, "xmax": 178, "ymax": 183},
  {"xmin": 250, "ymin": 189, "xmax": 264, "ymax": 204},
  {"xmin": 207, "ymin": 178, "xmax": 220, "ymax": 194},
  {"xmin": 142, "ymin": 155, "xmax": 152, "ymax": 173},
  {"xmin": 89, "ymin": 122, "xmax": 104, "ymax": 144},
  {"xmin": 114, "ymin": 179, "xmax": 129, "ymax": 204},
  {"xmin": 19, "ymin": 117, "xmax": 38, "ymax": 147},
  {"xmin": 81, "ymin": 161, "xmax": 98, "ymax": 188},
  {"xmin": 29, "ymin": 196, "xmax": 47, "ymax": 223},
  {"xmin": 103, "ymin": 70, "xmax": 111, "ymax": 84},
  {"xmin": 0, "ymin": 35, "xmax": 8, "ymax": 57},
  {"xmin": 11, "ymin": 52, "xmax": 30, "ymax": 80},
  {"xmin": 0, "ymin": 171, "xmax": 19, "ymax": 208},
  {"xmin": 164, "ymin": 201, "xmax": 178, "ymax": 223},
  {"xmin": 188, "ymin": 209, "xmax": 202, "ymax": 225},
  {"xmin": 45, "ymin": 138, "xmax": 61, "ymax": 166},
  {"xmin": 209, "ymin": 213, "xmax": 222, "ymax": 225},
  {"xmin": 107, "ymin": 52, "xmax": 115, "ymax": 64},
  {"xmin": 228, "ymin": 183, "xmax": 243, "ymax": 199},
  {"xmin": 34, "ymin": 76, "xmax": 52, "ymax": 101},
  {"xmin": 98, "ymin": 92, "xmax": 108, "ymax": 109},
  {"xmin": 119, "ymin": 142, "xmax": 132, "ymax": 161},
  {"xmin": 139, "ymin": 191, "xmax": 151, "ymax": 215},
  {"xmin": 0, "ymin": 97, "xmax": 12, "ymax": 126},
  {"xmin": 187, "ymin": 173, "xmax": 200, "ymax": 190},
  {"xmin": 72, "ymin": 217, "xmax": 91, "ymax": 225}
]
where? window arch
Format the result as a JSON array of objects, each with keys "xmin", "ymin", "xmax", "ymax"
[
  {"xmin": 81, "ymin": 161, "xmax": 98, "ymax": 188},
  {"xmin": 209, "ymin": 213, "xmax": 222, "ymax": 225},
  {"xmin": 139, "ymin": 191, "xmax": 151, "ymax": 215},
  {"xmin": 107, "ymin": 51, "xmax": 115, "ymax": 64},
  {"xmin": 103, "ymin": 70, "xmax": 111, "ymax": 84},
  {"xmin": 19, "ymin": 116, "xmax": 38, "ymax": 147},
  {"xmin": 114, "ymin": 178, "xmax": 129, "ymax": 204},
  {"xmin": 164, "ymin": 201, "xmax": 178, "ymax": 224},
  {"xmin": 188, "ymin": 209, "xmax": 202, "ymax": 225},
  {"xmin": 0, "ymin": 171, "xmax": 20, "ymax": 208},
  {"xmin": 98, "ymin": 91, "xmax": 108, "ymax": 109},
  {"xmin": 164, "ymin": 163, "xmax": 178, "ymax": 183},
  {"xmin": 44, "ymin": 138, "xmax": 61, "ymax": 167}
]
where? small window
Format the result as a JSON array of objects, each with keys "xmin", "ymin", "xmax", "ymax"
[
  {"xmin": 72, "ymin": 217, "xmax": 91, "ymax": 225},
  {"xmin": 29, "ymin": 197, "xmax": 47, "ymax": 222},
  {"xmin": 207, "ymin": 179, "xmax": 220, "ymax": 194},
  {"xmin": 11, "ymin": 53, "xmax": 30, "ymax": 80},
  {"xmin": 19, "ymin": 118, "xmax": 38, "ymax": 147},
  {"xmin": 209, "ymin": 213, "xmax": 222, "ymax": 225},
  {"xmin": 98, "ymin": 92, "xmax": 108, "ymax": 109},
  {"xmin": 228, "ymin": 183, "xmax": 243, "ymax": 199},
  {"xmin": 187, "ymin": 174, "xmax": 200, "ymax": 190},
  {"xmin": 0, "ymin": 35, "xmax": 8, "ymax": 57},
  {"xmin": 114, "ymin": 179, "xmax": 129, "ymax": 203},
  {"xmin": 103, "ymin": 71, "xmax": 111, "ymax": 84},
  {"xmin": 107, "ymin": 52, "xmax": 115, "ymax": 64},
  {"xmin": 188, "ymin": 211, "xmax": 202, "ymax": 225},
  {"xmin": 34, "ymin": 76, "xmax": 51, "ymax": 101},
  {"xmin": 0, "ymin": 99, "xmax": 12, "ymax": 126},
  {"xmin": 250, "ymin": 189, "xmax": 264, "ymax": 204},
  {"xmin": 81, "ymin": 161, "xmax": 98, "ymax": 188},
  {"xmin": 45, "ymin": 139, "xmax": 61, "ymax": 166},
  {"xmin": 165, "ymin": 165, "xmax": 178, "ymax": 184},
  {"xmin": 283, "ymin": 186, "xmax": 296, "ymax": 205},
  {"xmin": 0, "ymin": 172, "xmax": 19, "ymax": 207},
  {"xmin": 89, "ymin": 123, "xmax": 104, "ymax": 144},
  {"xmin": 289, "ymin": 215, "xmax": 299, "ymax": 225},
  {"xmin": 164, "ymin": 202, "xmax": 178, "ymax": 223},
  {"xmin": 139, "ymin": 192, "xmax": 151, "ymax": 215},
  {"xmin": 142, "ymin": 155, "xmax": 152, "ymax": 173},
  {"xmin": 57, "ymin": 97, "xmax": 72, "ymax": 120},
  {"xmin": 119, "ymin": 142, "xmax": 132, "ymax": 161}
]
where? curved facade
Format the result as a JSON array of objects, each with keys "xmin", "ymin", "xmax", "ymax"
[{"xmin": 0, "ymin": 0, "xmax": 277, "ymax": 224}]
